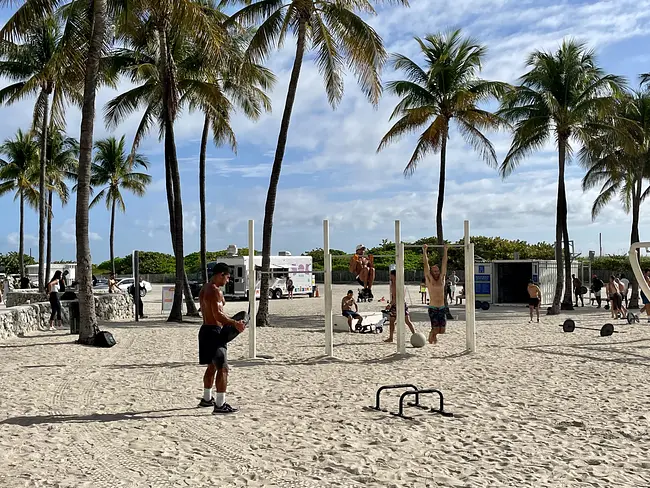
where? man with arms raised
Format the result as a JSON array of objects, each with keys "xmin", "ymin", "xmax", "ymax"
[
  {"xmin": 423, "ymin": 243, "xmax": 448, "ymax": 344},
  {"xmin": 349, "ymin": 244, "xmax": 375, "ymax": 300},
  {"xmin": 527, "ymin": 280, "xmax": 542, "ymax": 323},
  {"xmin": 198, "ymin": 263, "xmax": 246, "ymax": 414}
]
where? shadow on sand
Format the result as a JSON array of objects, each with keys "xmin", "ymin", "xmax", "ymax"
[{"xmin": 0, "ymin": 407, "xmax": 199, "ymax": 427}]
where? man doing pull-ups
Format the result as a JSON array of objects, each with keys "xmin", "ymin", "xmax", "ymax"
[
  {"xmin": 349, "ymin": 244, "xmax": 375, "ymax": 299},
  {"xmin": 423, "ymin": 243, "xmax": 449, "ymax": 344}
]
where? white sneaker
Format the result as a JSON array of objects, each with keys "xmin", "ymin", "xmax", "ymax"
[{"xmin": 49, "ymin": 326, "xmax": 56, "ymax": 331}]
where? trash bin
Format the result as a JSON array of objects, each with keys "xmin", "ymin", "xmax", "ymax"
[{"xmin": 69, "ymin": 301, "xmax": 80, "ymax": 334}]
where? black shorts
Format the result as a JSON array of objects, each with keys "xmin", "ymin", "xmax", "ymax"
[
  {"xmin": 198, "ymin": 325, "xmax": 233, "ymax": 368},
  {"xmin": 529, "ymin": 297, "xmax": 540, "ymax": 307}
]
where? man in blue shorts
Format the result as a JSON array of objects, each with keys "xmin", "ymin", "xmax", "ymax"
[
  {"xmin": 423, "ymin": 243, "xmax": 448, "ymax": 344},
  {"xmin": 341, "ymin": 290, "xmax": 363, "ymax": 332}
]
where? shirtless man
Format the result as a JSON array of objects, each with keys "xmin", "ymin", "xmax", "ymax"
[
  {"xmin": 341, "ymin": 290, "xmax": 363, "ymax": 332},
  {"xmin": 527, "ymin": 280, "xmax": 542, "ymax": 323},
  {"xmin": 349, "ymin": 244, "xmax": 375, "ymax": 299},
  {"xmin": 384, "ymin": 269, "xmax": 416, "ymax": 342},
  {"xmin": 423, "ymin": 243, "xmax": 448, "ymax": 344},
  {"xmin": 198, "ymin": 262, "xmax": 246, "ymax": 414}
]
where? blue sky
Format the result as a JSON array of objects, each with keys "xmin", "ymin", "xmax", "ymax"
[{"xmin": 2, "ymin": 0, "xmax": 650, "ymax": 263}]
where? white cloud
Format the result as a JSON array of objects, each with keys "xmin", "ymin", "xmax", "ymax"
[
  {"xmin": 6, "ymin": 232, "xmax": 36, "ymax": 246},
  {"xmin": 58, "ymin": 219, "xmax": 102, "ymax": 244}
]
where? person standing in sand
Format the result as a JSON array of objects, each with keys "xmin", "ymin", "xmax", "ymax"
[
  {"xmin": 423, "ymin": 243, "xmax": 448, "ymax": 344},
  {"xmin": 384, "ymin": 269, "xmax": 416, "ymax": 342},
  {"xmin": 198, "ymin": 263, "xmax": 246, "ymax": 414},
  {"xmin": 527, "ymin": 280, "xmax": 542, "ymax": 323}
]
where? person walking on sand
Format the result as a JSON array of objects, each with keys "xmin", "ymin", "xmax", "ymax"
[
  {"xmin": 45, "ymin": 271, "xmax": 63, "ymax": 331},
  {"xmin": 572, "ymin": 274, "xmax": 584, "ymax": 307},
  {"xmin": 384, "ymin": 269, "xmax": 416, "ymax": 342},
  {"xmin": 341, "ymin": 290, "xmax": 363, "ymax": 332},
  {"xmin": 527, "ymin": 280, "xmax": 542, "ymax": 323},
  {"xmin": 619, "ymin": 273, "xmax": 630, "ymax": 308},
  {"xmin": 591, "ymin": 274, "xmax": 604, "ymax": 308},
  {"xmin": 423, "ymin": 243, "xmax": 448, "ymax": 344},
  {"xmin": 607, "ymin": 275, "xmax": 623, "ymax": 320},
  {"xmin": 198, "ymin": 263, "xmax": 246, "ymax": 414},
  {"xmin": 419, "ymin": 279, "xmax": 427, "ymax": 304},
  {"xmin": 286, "ymin": 276, "xmax": 294, "ymax": 299}
]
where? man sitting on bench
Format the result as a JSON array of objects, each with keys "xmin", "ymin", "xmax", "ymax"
[
  {"xmin": 349, "ymin": 244, "xmax": 375, "ymax": 300},
  {"xmin": 341, "ymin": 290, "xmax": 363, "ymax": 332}
]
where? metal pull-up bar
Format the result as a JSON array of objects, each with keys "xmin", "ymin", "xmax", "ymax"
[{"xmin": 403, "ymin": 244, "xmax": 464, "ymax": 249}]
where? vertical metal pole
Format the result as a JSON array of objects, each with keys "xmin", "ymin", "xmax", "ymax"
[
  {"xmin": 133, "ymin": 250, "xmax": 139, "ymax": 322},
  {"xmin": 323, "ymin": 220, "xmax": 333, "ymax": 357},
  {"xmin": 464, "ymin": 220, "xmax": 476, "ymax": 352},
  {"xmin": 395, "ymin": 221, "xmax": 405, "ymax": 354},
  {"xmin": 248, "ymin": 220, "xmax": 256, "ymax": 359}
]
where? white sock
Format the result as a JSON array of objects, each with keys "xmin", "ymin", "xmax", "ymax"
[
  {"xmin": 203, "ymin": 388, "xmax": 212, "ymax": 401},
  {"xmin": 216, "ymin": 392, "xmax": 225, "ymax": 407}
]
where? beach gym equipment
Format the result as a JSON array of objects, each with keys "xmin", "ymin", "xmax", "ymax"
[
  {"xmin": 474, "ymin": 300, "xmax": 490, "ymax": 311},
  {"xmin": 369, "ymin": 384, "xmax": 454, "ymax": 420},
  {"xmin": 410, "ymin": 332, "xmax": 426, "ymax": 348},
  {"xmin": 627, "ymin": 312, "xmax": 640, "ymax": 324},
  {"xmin": 560, "ymin": 318, "xmax": 620, "ymax": 336}
]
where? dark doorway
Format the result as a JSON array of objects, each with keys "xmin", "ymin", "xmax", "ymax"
[{"xmin": 496, "ymin": 262, "xmax": 532, "ymax": 303}]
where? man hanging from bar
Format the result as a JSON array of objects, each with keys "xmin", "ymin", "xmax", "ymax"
[
  {"xmin": 349, "ymin": 244, "xmax": 375, "ymax": 300},
  {"xmin": 423, "ymin": 243, "xmax": 449, "ymax": 344}
]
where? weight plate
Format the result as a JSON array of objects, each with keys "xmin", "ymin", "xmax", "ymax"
[
  {"xmin": 480, "ymin": 301, "xmax": 490, "ymax": 311},
  {"xmin": 563, "ymin": 318, "xmax": 575, "ymax": 333},
  {"xmin": 601, "ymin": 323, "xmax": 614, "ymax": 337}
]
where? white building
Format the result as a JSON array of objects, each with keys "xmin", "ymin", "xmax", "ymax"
[{"xmin": 26, "ymin": 263, "xmax": 77, "ymax": 286}]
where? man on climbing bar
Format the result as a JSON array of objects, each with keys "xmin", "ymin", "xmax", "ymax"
[
  {"xmin": 423, "ymin": 243, "xmax": 448, "ymax": 344},
  {"xmin": 198, "ymin": 262, "xmax": 246, "ymax": 414},
  {"xmin": 349, "ymin": 244, "xmax": 375, "ymax": 299}
]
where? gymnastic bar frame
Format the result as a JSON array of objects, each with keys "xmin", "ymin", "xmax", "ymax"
[
  {"xmin": 322, "ymin": 220, "xmax": 476, "ymax": 357},
  {"xmin": 629, "ymin": 242, "xmax": 650, "ymax": 301}
]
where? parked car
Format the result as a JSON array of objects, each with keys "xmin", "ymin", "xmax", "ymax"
[{"xmin": 117, "ymin": 278, "xmax": 152, "ymax": 297}]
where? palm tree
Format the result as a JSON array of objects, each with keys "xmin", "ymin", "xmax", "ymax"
[
  {"xmin": 227, "ymin": 0, "xmax": 407, "ymax": 327},
  {"xmin": 191, "ymin": 28, "xmax": 274, "ymax": 283},
  {"xmin": 105, "ymin": 4, "xmax": 258, "ymax": 319},
  {"xmin": 90, "ymin": 136, "xmax": 151, "ymax": 275},
  {"xmin": 0, "ymin": 15, "xmax": 80, "ymax": 292},
  {"xmin": 44, "ymin": 129, "xmax": 78, "ymax": 282},
  {"xmin": 0, "ymin": 129, "xmax": 40, "ymax": 280},
  {"xmin": 580, "ymin": 90, "xmax": 650, "ymax": 308},
  {"xmin": 498, "ymin": 39, "xmax": 625, "ymax": 314},
  {"xmin": 377, "ymin": 30, "xmax": 508, "ymax": 246}
]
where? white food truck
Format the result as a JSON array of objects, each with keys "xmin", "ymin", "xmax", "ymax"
[{"xmin": 209, "ymin": 248, "xmax": 314, "ymax": 300}]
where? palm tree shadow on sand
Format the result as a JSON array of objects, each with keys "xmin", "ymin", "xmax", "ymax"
[{"xmin": 0, "ymin": 407, "xmax": 200, "ymax": 427}]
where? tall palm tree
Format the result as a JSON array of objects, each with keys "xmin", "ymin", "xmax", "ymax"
[
  {"xmin": 0, "ymin": 15, "xmax": 80, "ymax": 291},
  {"xmin": 90, "ymin": 136, "xmax": 151, "ymax": 275},
  {"xmin": 227, "ymin": 0, "xmax": 407, "ymax": 326},
  {"xmin": 377, "ymin": 30, "xmax": 508, "ymax": 246},
  {"xmin": 0, "ymin": 129, "xmax": 40, "ymax": 279},
  {"xmin": 190, "ymin": 28, "xmax": 274, "ymax": 283},
  {"xmin": 44, "ymin": 129, "xmax": 78, "ymax": 282},
  {"xmin": 498, "ymin": 39, "xmax": 625, "ymax": 314},
  {"xmin": 580, "ymin": 90, "xmax": 650, "ymax": 308},
  {"xmin": 106, "ymin": 0, "xmax": 226, "ymax": 321}
]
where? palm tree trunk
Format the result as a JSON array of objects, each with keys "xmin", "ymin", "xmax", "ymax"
[
  {"xmin": 19, "ymin": 189, "xmax": 24, "ymax": 280},
  {"xmin": 46, "ymin": 189, "xmax": 53, "ymax": 283},
  {"xmin": 199, "ymin": 114, "xmax": 209, "ymax": 284},
  {"xmin": 629, "ymin": 177, "xmax": 642, "ymax": 309},
  {"xmin": 110, "ymin": 197, "xmax": 116, "ymax": 275},
  {"xmin": 38, "ymin": 92, "xmax": 49, "ymax": 292},
  {"xmin": 436, "ymin": 127, "xmax": 447, "ymax": 246},
  {"xmin": 257, "ymin": 19, "xmax": 308, "ymax": 328},
  {"xmin": 76, "ymin": 0, "xmax": 106, "ymax": 344},
  {"xmin": 559, "ymin": 139, "xmax": 573, "ymax": 310},
  {"xmin": 549, "ymin": 137, "xmax": 568, "ymax": 315}
]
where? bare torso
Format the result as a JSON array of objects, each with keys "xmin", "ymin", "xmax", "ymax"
[
  {"xmin": 426, "ymin": 275, "xmax": 445, "ymax": 307},
  {"xmin": 341, "ymin": 296, "xmax": 355, "ymax": 311},
  {"xmin": 199, "ymin": 283, "xmax": 224, "ymax": 325},
  {"xmin": 527, "ymin": 285, "xmax": 541, "ymax": 298}
]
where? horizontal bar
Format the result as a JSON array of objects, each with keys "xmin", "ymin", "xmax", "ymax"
[
  {"xmin": 331, "ymin": 254, "xmax": 395, "ymax": 258},
  {"xmin": 403, "ymin": 244, "xmax": 464, "ymax": 249},
  {"xmin": 257, "ymin": 270, "xmax": 327, "ymax": 275}
]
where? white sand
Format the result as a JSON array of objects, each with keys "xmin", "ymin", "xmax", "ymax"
[{"xmin": 1, "ymin": 283, "xmax": 650, "ymax": 487}]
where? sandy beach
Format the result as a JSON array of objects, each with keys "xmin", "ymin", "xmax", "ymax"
[{"xmin": 1, "ymin": 283, "xmax": 650, "ymax": 487}]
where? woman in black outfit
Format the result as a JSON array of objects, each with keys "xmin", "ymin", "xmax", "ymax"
[{"xmin": 47, "ymin": 271, "xmax": 63, "ymax": 331}]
